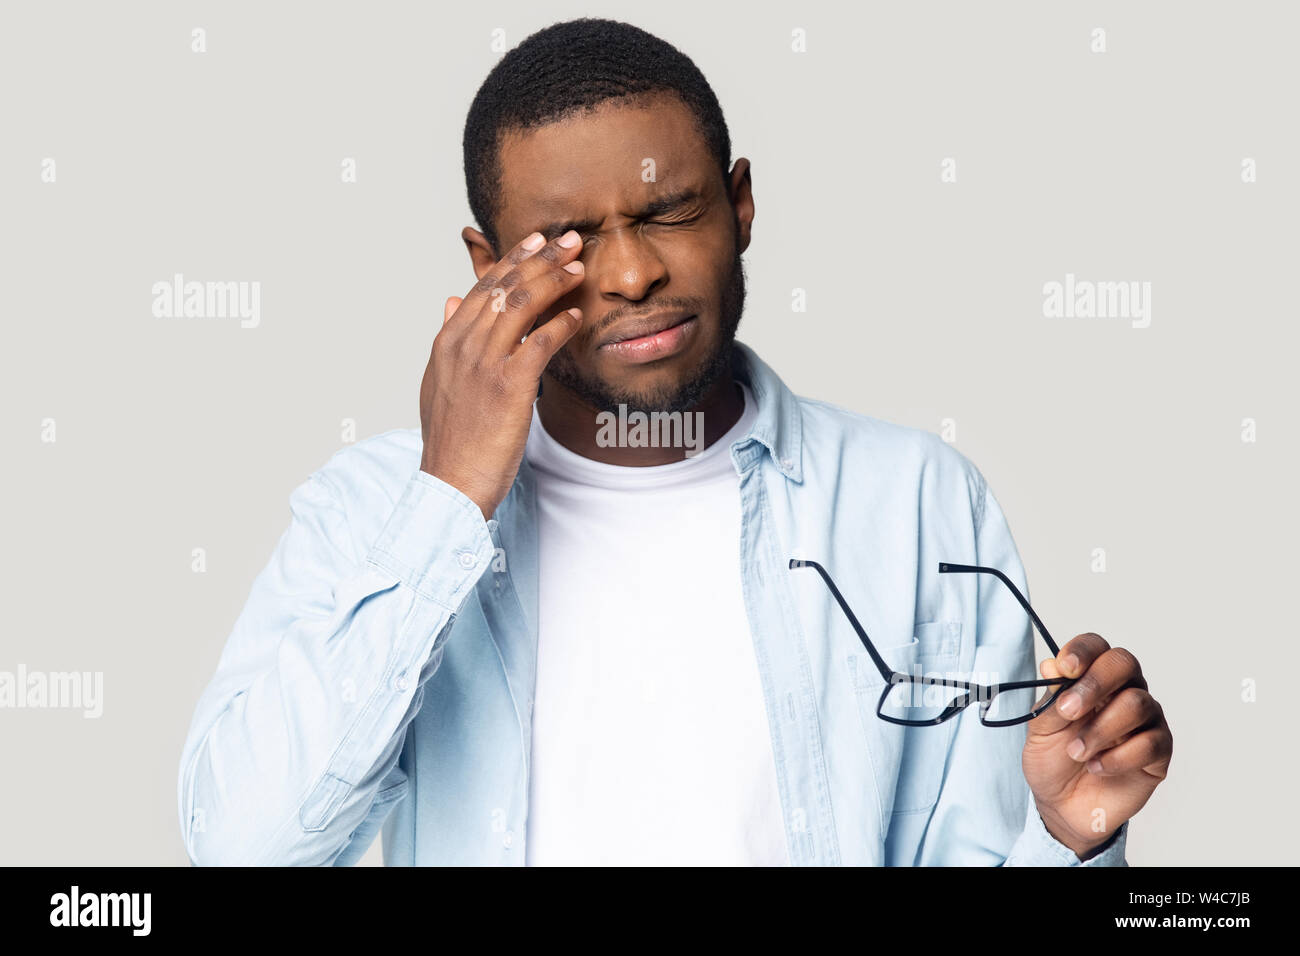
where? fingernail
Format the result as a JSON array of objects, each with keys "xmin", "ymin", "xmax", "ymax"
[
  {"xmin": 557, "ymin": 230, "xmax": 580, "ymax": 247},
  {"xmin": 1067, "ymin": 737, "xmax": 1086, "ymax": 760},
  {"xmin": 1057, "ymin": 691, "xmax": 1081, "ymax": 718},
  {"xmin": 1086, "ymin": 758, "xmax": 1104, "ymax": 773},
  {"xmin": 522, "ymin": 232, "xmax": 545, "ymax": 251},
  {"xmin": 1060, "ymin": 653, "xmax": 1080, "ymax": 676},
  {"xmin": 562, "ymin": 260, "xmax": 584, "ymax": 273}
]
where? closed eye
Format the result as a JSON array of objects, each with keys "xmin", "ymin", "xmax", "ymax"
[
  {"xmin": 578, "ymin": 211, "xmax": 706, "ymax": 246},
  {"xmin": 650, "ymin": 212, "xmax": 704, "ymax": 227}
]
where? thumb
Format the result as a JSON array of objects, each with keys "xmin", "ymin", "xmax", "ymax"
[{"xmin": 444, "ymin": 296, "xmax": 462, "ymax": 324}]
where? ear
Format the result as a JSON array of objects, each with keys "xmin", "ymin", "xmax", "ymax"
[
  {"xmin": 462, "ymin": 226, "xmax": 500, "ymax": 279},
  {"xmin": 727, "ymin": 158, "xmax": 754, "ymax": 255}
]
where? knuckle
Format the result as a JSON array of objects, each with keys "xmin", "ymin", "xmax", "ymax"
[
  {"xmin": 1140, "ymin": 733, "xmax": 1162, "ymax": 762},
  {"xmin": 1078, "ymin": 631, "xmax": 1109, "ymax": 651},
  {"xmin": 526, "ymin": 329, "xmax": 553, "ymax": 353},
  {"xmin": 1117, "ymin": 686, "xmax": 1149, "ymax": 716},
  {"xmin": 1107, "ymin": 646, "xmax": 1140, "ymax": 675},
  {"xmin": 1139, "ymin": 692, "xmax": 1163, "ymax": 723},
  {"xmin": 497, "ymin": 268, "xmax": 524, "ymax": 290},
  {"xmin": 505, "ymin": 286, "xmax": 533, "ymax": 312},
  {"xmin": 537, "ymin": 242, "xmax": 561, "ymax": 263},
  {"xmin": 1072, "ymin": 672, "xmax": 1101, "ymax": 700},
  {"xmin": 473, "ymin": 273, "xmax": 501, "ymax": 297}
]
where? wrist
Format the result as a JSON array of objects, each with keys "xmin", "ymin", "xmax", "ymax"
[
  {"xmin": 1035, "ymin": 802, "xmax": 1114, "ymax": 861},
  {"xmin": 421, "ymin": 460, "xmax": 496, "ymax": 520},
  {"xmin": 420, "ymin": 462, "xmax": 498, "ymax": 522}
]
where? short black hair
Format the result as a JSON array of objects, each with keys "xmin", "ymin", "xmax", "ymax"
[{"xmin": 463, "ymin": 17, "xmax": 732, "ymax": 255}]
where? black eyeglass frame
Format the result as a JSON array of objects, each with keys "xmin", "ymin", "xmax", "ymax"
[{"xmin": 789, "ymin": 558, "xmax": 1077, "ymax": 727}]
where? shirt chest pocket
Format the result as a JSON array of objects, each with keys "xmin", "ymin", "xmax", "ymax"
[{"xmin": 846, "ymin": 620, "xmax": 963, "ymax": 817}]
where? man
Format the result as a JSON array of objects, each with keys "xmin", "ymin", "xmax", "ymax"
[{"xmin": 178, "ymin": 17, "xmax": 1171, "ymax": 866}]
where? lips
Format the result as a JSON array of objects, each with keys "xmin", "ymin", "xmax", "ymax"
[
  {"xmin": 598, "ymin": 311, "xmax": 695, "ymax": 348},
  {"xmin": 597, "ymin": 313, "xmax": 699, "ymax": 364}
]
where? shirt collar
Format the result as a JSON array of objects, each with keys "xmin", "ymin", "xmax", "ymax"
[
  {"xmin": 730, "ymin": 341, "xmax": 804, "ymax": 483},
  {"xmin": 513, "ymin": 340, "xmax": 803, "ymax": 494}
]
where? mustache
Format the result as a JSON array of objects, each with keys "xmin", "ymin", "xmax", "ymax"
[
  {"xmin": 528, "ymin": 301, "xmax": 703, "ymax": 338},
  {"xmin": 586, "ymin": 301, "xmax": 704, "ymax": 338}
]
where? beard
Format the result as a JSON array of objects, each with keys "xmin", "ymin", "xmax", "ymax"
[{"xmin": 541, "ymin": 248, "xmax": 747, "ymax": 416}]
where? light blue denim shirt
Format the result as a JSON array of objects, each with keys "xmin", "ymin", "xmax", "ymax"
[{"xmin": 178, "ymin": 342, "xmax": 1128, "ymax": 866}]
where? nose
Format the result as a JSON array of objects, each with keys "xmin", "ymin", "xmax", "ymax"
[{"xmin": 584, "ymin": 227, "xmax": 669, "ymax": 303}]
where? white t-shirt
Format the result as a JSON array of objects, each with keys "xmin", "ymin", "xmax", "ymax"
[{"xmin": 522, "ymin": 383, "xmax": 789, "ymax": 866}]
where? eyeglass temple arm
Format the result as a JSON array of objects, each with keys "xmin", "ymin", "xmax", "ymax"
[
  {"xmin": 937, "ymin": 562, "xmax": 1062, "ymax": 656},
  {"xmin": 789, "ymin": 559, "xmax": 895, "ymax": 682}
]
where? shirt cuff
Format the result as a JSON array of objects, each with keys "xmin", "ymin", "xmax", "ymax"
[
  {"xmin": 364, "ymin": 469, "xmax": 494, "ymax": 610},
  {"xmin": 1003, "ymin": 797, "xmax": 1129, "ymax": 867}
]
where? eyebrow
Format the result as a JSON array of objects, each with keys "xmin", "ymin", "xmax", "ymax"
[{"xmin": 535, "ymin": 186, "xmax": 704, "ymax": 241}]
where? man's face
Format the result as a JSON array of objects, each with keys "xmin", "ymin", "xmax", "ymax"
[{"xmin": 490, "ymin": 92, "xmax": 752, "ymax": 415}]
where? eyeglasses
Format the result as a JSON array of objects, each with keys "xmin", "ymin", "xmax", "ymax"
[{"xmin": 789, "ymin": 558, "xmax": 1077, "ymax": 727}]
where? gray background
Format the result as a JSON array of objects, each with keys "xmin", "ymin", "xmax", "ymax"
[{"xmin": 1, "ymin": 0, "xmax": 1294, "ymax": 865}]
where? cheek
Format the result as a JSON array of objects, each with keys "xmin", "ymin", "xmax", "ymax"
[{"xmin": 666, "ymin": 236, "xmax": 730, "ymax": 291}]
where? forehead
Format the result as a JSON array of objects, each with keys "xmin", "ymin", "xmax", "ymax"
[{"xmin": 495, "ymin": 93, "xmax": 716, "ymax": 236}]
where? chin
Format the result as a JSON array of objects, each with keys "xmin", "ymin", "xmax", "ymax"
[
  {"xmin": 596, "ymin": 353, "xmax": 694, "ymax": 390},
  {"xmin": 546, "ymin": 310, "xmax": 738, "ymax": 415},
  {"xmin": 601, "ymin": 349, "xmax": 730, "ymax": 415}
]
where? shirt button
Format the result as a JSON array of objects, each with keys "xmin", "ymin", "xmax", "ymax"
[
  {"xmin": 394, "ymin": 674, "xmax": 409, "ymax": 692},
  {"xmin": 781, "ymin": 457, "xmax": 794, "ymax": 471},
  {"xmin": 486, "ymin": 519, "xmax": 499, "ymax": 533},
  {"xmin": 503, "ymin": 830, "xmax": 514, "ymax": 849},
  {"xmin": 457, "ymin": 550, "xmax": 477, "ymax": 569}
]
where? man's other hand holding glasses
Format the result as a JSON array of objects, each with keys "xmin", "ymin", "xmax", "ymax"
[{"xmin": 791, "ymin": 558, "xmax": 1173, "ymax": 861}]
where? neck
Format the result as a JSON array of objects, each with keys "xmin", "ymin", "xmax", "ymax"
[{"xmin": 535, "ymin": 373, "xmax": 745, "ymax": 466}]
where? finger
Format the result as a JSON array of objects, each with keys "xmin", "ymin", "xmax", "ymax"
[
  {"xmin": 481, "ymin": 231, "xmax": 586, "ymax": 355},
  {"xmin": 452, "ymin": 231, "xmax": 550, "ymax": 320},
  {"xmin": 510, "ymin": 307, "xmax": 584, "ymax": 377},
  {"xmin": 1027, "ymin": 634, "xmax": 1110, "ymax": 734},
  {"xmin": 1052, "ymin": 632, "xmax": 1112, "ymax": 682},
  {"xmin": 1082, "ymin": 725, "xmax": 1172, "ymax": 779},
  {"xmin": 1025, "ymin": 654, "xmax": 1084, "ymax": 736},
  {"xmin": 1029, "ymin": 644, "xmax": 1135, "ymax": 738},
  {"xmin": 457, "ymin": 229, "xmax": 580, "ymax": 335},
  {"xmin": 1061, "ymin": 687, "xmax": 1162, "ymax": 764},
  {"xmin": 1054, "ymin": 645, "xmax": 1147, "ymax": 725},
  {"xmin": 1041, "ymin": 655, "xmax": 1123, "ymax": 711}
]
